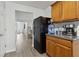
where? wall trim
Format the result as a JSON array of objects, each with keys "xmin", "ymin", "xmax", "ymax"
[{"xmin": 6, "ymin": 48, "xmax": 16, "ymax": 53}]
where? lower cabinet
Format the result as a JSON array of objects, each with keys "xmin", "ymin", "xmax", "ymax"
[
  {"xmin": 55, "ymin": 43, "xmax": 72, "ymax": 57},
  {"xmin": 46, "ymin": 40, "xmax": 56, "ymax": 57},
  {"xmin": 46, "ymin": 35, "xmax": 72, "ymax": 57}
]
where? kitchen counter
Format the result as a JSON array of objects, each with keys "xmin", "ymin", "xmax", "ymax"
[
  {"xmin": 46, "ymin": 34, "xmax": 79, "ymax": 57},
  {"xmin": 46, "ymin": 34, "xmax": 79, "ymax": 41}
]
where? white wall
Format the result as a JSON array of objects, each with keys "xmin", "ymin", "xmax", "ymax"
[
  {"xmin": 16, "ymin": 22, "xmax": 24, "ymax": 34},
  {"xmin": 0, "ymin": 2, "xmax": 5, "ymax": 34},
  {"xmin": 0, "ymin": 2, "xmax": 6, "ymax": 56},
  {"xmin": 44, "ymin": 6, "xmax": 51, "ymax": 18},
  {"xmin": 44, "ymin": 1, "xmax": 56, "ymax": 18},
  {"xmin": 15, "ymin": 10, "xmax": 33, "ymax": 29},
  {"xmin": 16, "ymin": 11, "xmax": 33, "ymax": 22},
  {"xmin": 5, "ymin": 2, "xmax": 46, "ymax": 53}
]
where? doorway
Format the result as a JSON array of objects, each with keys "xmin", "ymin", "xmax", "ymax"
[{"xmin": 15, "ymin": 10, "xmax": 33, "ymax": 56}]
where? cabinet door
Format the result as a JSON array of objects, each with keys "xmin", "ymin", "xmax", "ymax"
[
  {"xmin": 46, "ymin": 39, "xmax": 56, "ymax": 57},
  {"xmin": 77, "ymin": 1, "xmax": 79, "ymax": 19},
  {"xmin": 51, "ymin": 2, "xmax": 62, "ymax": 22},
  {"xmin": 56, "ymin": 43, "xmax": 72, "ymax": 57},
  {"xmin": 62, "ymin": 1, "xmax": 77, "ymax": 20}
]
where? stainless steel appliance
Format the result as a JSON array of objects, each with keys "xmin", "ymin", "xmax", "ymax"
[{"xmin": 62, "ymin": 24, "xmax": 76, "ymax": 36}]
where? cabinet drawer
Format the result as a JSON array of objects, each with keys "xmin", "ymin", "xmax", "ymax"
[
  {"xmin": 46, "ymin": 35, "xmax": 72, "ymax": 48},
  {"xmin": 46, "ymin": 35, "xmax": 57, "ymax": 42},
  {"xmin": 56, "ymin": 43, "xmax": 72, "ymax": 57}
]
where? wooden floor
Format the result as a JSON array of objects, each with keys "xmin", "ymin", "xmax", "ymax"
[{"xmin": 4, "ymin": 33, "xmax": 47, "ymax": 57}]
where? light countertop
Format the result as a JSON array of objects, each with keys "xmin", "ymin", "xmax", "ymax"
[{"xmin": 46, "ymin": 34, "xmax": 79, "ymax": 41}]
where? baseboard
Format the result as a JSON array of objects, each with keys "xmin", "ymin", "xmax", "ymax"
[{"xmin": 6, "ymin": 48, "xmax": 16, "ymax": 53}]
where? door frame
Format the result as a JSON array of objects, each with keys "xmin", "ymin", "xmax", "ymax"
[{"xmin": 15, "ymin": 10, "xmax": 33, "ymax": 51}]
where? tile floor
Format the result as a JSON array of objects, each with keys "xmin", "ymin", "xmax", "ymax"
[{"xmin": 4, "ymin": 33, "xmax": 47, "ymax": 57}]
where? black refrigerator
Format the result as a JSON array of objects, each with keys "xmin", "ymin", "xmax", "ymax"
[{"xmin": 33, "ymin": 16, "xmax": 51, "ymax": 54}]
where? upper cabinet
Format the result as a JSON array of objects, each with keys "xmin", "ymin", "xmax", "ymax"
[
  {"xmin": 62, "ymin": 1, "xmax": 77, "ymax": 20},
  {"xmin": 51, "ymin": 1, "xmax": 79, "ymax": 22},
  {"xmin": 51, "ymin": 2, "xmax": 62, "ymax": 22},
  {"xmin": 77, "ymin": 1, "xmax": 79, "ymax": 19}
]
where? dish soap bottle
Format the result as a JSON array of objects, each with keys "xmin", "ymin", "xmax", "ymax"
[{"xmin": 48, "ymin": 20, "xmax": 55, "ymax": 34}]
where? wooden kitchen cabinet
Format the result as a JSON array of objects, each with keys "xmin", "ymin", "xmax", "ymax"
[
  {"xmin": 46, "ymin": 35, "xmax": 72, "ymax": 57},
  {"xmin": 77, "ymin": 1, "xmax": 79, "ymax": 19},
  {"xmin": 51, "ymin": 2, "xmax": 62, "ymax": 22},
  {"xmin": 46, "ymin": 39, "xmax": 56, "ymax": 57},
  {"xmin": 62, "ymin": 1, "xmax": 77, "ymax": 20},
  {"xmin": 56, "ymin": 43, "xmax": 72, "ymax": 57},
  {"xmin": 51, "ymin": 1, "xmax": 77, "ymax": 22}
]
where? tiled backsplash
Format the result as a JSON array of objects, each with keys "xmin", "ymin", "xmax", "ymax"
[{"xmin": 54, "ymin": 21, "xmax": 79, "ymax": 28}]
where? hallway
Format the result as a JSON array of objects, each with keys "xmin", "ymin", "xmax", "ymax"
[{"xmin": 4, "ymin": 33, "xmax": 47, "ymax": 57}]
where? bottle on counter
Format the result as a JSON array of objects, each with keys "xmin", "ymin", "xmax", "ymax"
[{"xmin": 48, "ymin": 20, "xmax": 55, "ymax": 35}]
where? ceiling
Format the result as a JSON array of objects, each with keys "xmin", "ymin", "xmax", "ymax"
[
  {"xmin": 15, "ymin": 10, "xmax": 33, "ymax": 22},
  {"xmin": 12, "ymin": 1, "xmax": 55, "ymax": 9}
]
